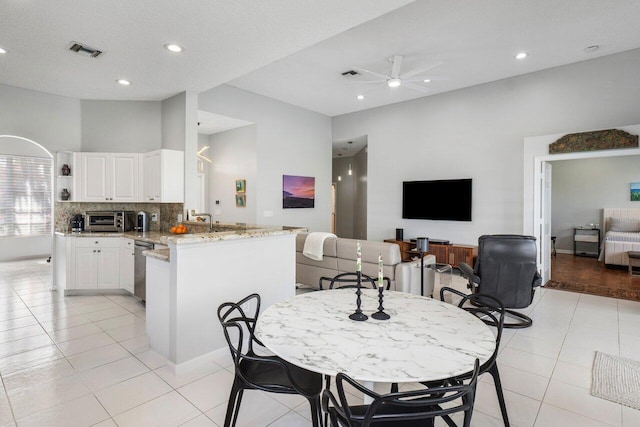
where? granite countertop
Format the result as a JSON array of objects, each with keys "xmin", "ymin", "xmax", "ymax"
[
  {"xmin": 143, "ymin": 248, "xmax": 170, "ymax": 262},
  {"xmin": 56, "ymin": 223, "xmax": 308, "ymax": 246}
]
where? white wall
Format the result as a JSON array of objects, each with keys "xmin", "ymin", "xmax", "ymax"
[
  {"xmin": 81, "ymin": 100, "xmax": 161, "ymax": 152},
  {"xmin": 0, "ymin": 84, "xmax": 81, "ymax": 152},
  {"xmin": 551, "ymin": 155, "xmax": 640, "ymax": 251},
  {"xmin": 207, "ymin": 125, "xmax": 257, "ymax": 224},
  {"xmin": 333, "ymin": 48, "xmax": 640, "ymax": 245},
  {"xmin": 199, "ymin": 85, "xmax": 332, "ymax": 231}
]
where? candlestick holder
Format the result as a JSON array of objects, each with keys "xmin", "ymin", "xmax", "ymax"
[
  {"xmin": 371, "ymin": 286, "xmax": 390, "ymax": 320},
  {"xmin": 349, "ymin": 271, "xmax": 368, "ymax": 321}
]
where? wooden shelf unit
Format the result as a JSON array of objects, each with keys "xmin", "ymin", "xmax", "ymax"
[{"xmin": 384, "ymin": 239, "xmax": 477, "ymax": 268}]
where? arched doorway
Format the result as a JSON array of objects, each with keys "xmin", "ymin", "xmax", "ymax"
[{"xmin": 0, "ymin": 135, "xmax": 54, "ymax": 263}]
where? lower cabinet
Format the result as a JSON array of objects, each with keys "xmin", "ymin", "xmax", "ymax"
[
  {"xmin": 120, "ymin": 238, "xmax": 135, "ymax": 293},
  {"xmin": 72, "ymin": 238, "xmax": 120, "ymax": 289}
]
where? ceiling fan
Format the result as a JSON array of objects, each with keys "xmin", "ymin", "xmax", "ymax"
[{"xmin": 349, "ymin": 55, "xmax": 445, "ymax": 96}]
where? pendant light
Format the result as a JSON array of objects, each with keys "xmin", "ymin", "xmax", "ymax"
[{"xmin": 348, "ymin": 164, "xmax": 352, "ymax": 175}]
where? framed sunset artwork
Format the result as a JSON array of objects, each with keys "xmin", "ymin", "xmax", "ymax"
[{"xmin": 283, "ymin": 175, "xmax": 315, "ymax": 208}]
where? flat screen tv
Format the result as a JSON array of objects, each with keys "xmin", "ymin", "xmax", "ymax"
[{"xmin": 402, "ymin": 179, "xmax": 472, "ymax": 221}]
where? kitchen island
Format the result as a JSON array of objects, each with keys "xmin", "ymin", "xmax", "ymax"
[{"xmin": 143, "ymin": 223, "xmax": 307, "ymax": 372}]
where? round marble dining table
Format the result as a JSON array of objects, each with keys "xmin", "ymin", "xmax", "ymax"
[{"xmin": 255, "ymin": 288, "xmax": 495, "ymax": 384}]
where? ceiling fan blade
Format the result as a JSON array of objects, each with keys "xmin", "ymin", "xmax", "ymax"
[
  {"xmin": 390, "ymin": 55, "xmax": 403, "ymax": 79},
  {"xmin": 401, "ymin": 61, "xmax": 444, "ymax": 78},
  {"xmin": 344, "ymin": 79, "xmax": 387, "ymax": 84},
  {"xmin": 352, "ymin": 66, "xmax": 389, "ymax": 80},
  {"xmin": 404, "ymin": 76, "xmax": 449, "ymax": 82},
  {"xmin": 402, "ymin": 82, "xmax": 431, "ymax": 94}
]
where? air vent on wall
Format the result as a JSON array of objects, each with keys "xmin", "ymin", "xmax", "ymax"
[{"xmin": 69, "ymin": 41, "xmax": 103, "ymax": 58}]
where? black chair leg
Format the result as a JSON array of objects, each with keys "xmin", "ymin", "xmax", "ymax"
[
  {"xmin": 224, "ymin": 381, "xmax": 243, "ymax": 427},
  {"xmin": 488, "ymin": 363, "xmax": 510, "ymax": 426},
  {"xmin": 309, "ymin": 397, "xmax": 321, "ymax": 427},
  {"xmin": 390, "ymin": 383, "xmax": 398, "ymax": 393},
  {"xmin": 323, "ymin": 375, "xmax": 331, "ymax": 427}
]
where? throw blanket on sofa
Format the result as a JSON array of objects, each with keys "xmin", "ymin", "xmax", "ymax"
[{"xmin": 303, "ymin": 232, "xmax": 336, "ymax": 261}]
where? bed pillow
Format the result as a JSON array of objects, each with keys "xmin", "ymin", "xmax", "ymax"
[{"xmin": 609, "ymin": 217, "xmax": 640, "ymax": 232}]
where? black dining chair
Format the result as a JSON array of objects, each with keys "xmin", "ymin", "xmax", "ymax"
[
  {"xmin": 322, "ymin": 359, "xmax": 480, "ymax": 427},
  {"xmin": 429, "ymin": 286, "xmax": 510, "ymax": 427},
  {"xmin": 217, "ymin": 293, "xmax": 324, "ymax": 427},
  {"xmin": 319, "ymin": 272, "xmax": 391, "ymax": 290}
]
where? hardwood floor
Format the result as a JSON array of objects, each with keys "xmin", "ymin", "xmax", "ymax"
[{"xmin": 549, "ymin": 252, "xmax": 640, "ymax": 299}]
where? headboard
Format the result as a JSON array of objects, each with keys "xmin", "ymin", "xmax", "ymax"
[{"xmin": 602, "ymin": 208, "xmax": 640, "ymax": 232}]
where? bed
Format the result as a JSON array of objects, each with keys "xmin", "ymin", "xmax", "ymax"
[{"xmin": 599, "ymin": 208, "xmax": 640, "ymax": 267}]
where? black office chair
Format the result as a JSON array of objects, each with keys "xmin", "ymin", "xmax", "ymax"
[
  {"xmin": 217, "ymin": 294, "xmax": 323, "ymax": 427},
  {"xmin": 459, "ymin": 234, "xmax": 542, "ymax": 329},
  {"xmin": 322, "ymin": 359, "xmax": 480, "ymax": 427},
  {"xmin": 433, "ymin": 287, "xmax": 510, "ymax": 427},
  {"xmin": 319, "ymin": 272, "xmax": 391, "ymax": 290}
]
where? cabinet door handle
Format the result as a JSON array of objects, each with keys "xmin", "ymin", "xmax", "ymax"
[
  {"xmin": 95, "ymin": 241, "xmax": 98, "ymax": 244},
  {"xmin": 97, "ymin": 250, "xmax": 101, "ymax": 253},
  {"xmin": 93, "ymin": 250, "xmax": 96, "ymax": 253},
  {"xmin": 105, "ymin": 198, "xmax": 109, "ymax": 201}
]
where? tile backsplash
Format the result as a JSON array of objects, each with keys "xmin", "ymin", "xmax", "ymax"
[{"xmin": 55, "ymin": 202, "xmax": 184, "ymax": 233}]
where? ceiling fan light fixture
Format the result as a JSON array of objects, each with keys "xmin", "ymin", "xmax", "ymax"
[
  {"xmin": 515, "ymin": 52, "xmax": 528, "ymax": 60},
  {"xmin": 388, "ymin": 78, "xmax": 402, "ymax": 88}
]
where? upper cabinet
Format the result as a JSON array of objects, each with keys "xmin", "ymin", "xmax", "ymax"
[
  {"xmin": 143, "ymin": 149, "xmax": 184, "ymax": 203},
  {"xmin": 79, "ymin": 153, "xmax": 141, "ymax": 202}
]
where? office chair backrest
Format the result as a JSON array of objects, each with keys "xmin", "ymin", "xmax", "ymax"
[{"xmin": 475, "ymin": 234, "xmax": 539, "ymax": 308}]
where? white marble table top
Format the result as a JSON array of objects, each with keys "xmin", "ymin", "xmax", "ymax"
[{"xmin": 256, "ymin": 289, "xmax": 495, "ymax": 384}]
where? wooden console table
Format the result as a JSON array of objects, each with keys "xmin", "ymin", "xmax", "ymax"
[{"xmin": 384, "ymin": 239, "xmax": 477, "ymax": 268}]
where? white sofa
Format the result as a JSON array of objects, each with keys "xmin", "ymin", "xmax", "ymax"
[{"xmin": 295, "ymin": 233, "xmax": 436, "ymax": 296}]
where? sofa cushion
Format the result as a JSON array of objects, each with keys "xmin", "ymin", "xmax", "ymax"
[{"xmin": 336, "ymin": 239, "xmax": 401, "ymax": 265}]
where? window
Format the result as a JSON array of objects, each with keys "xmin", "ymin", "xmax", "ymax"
[{"xmin": 0, "ymin": 155, "xmax": 52, "ymax": 237}]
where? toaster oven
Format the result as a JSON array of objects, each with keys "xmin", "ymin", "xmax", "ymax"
[{"xmin": 84, "ymin": 211, "xmax": 136, "ymax": 232}]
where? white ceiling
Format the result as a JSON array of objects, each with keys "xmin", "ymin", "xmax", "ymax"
[
  {"xmin": 227, "ymin": 0, "xmax": 640, "ymax": 117},
  {"xmin": 197, "ymin": 111, "xmax": 253, "ymax": 136},
  {"xmin": 0, "ymin": 0, "xmax": 413, "ymax": 100}
]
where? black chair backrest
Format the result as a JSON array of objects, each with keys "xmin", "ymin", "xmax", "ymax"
[
  {"xmin": 217, "ymin": 293, "xmax": 262, "ymax": 363},
  {"xmin": 474, "ymin": 234, "xmax": 539, "ymax": 308},
  {"xmin": 326, "ymin": 359, "xmax": 480, "ymax": 427},
  {"xmin": 319, "ymin": 272, "xmax": 390, "ymax": 290},
  {"xmin": 440, "ymin": 287, "xmax": 505, "ymax": 364}
]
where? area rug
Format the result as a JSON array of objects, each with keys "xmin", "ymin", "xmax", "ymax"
[
  {"xmin": 544, "ymin": 280, "xmax": 640, "ymax": 302},
  {"xmin": 592, "ymin": 351, "xmax": 640, "ymax": 410}
]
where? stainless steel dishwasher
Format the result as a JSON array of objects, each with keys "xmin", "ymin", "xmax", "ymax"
[{"xmin": 134, "ymin": 241, "xmax": 154, "ymax": 302}]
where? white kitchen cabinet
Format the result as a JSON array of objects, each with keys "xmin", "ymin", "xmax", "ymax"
[
  {"xmin": 79, "ymin": 153, "xmax": 141, "ymax": 202},
  {"xmin": 120, "ymin": 238, "xmax": 135, "ymax": 293},
  {"xmin": 71, "ymin": 237, "xmax": 121, "ymax": 290},
  {"xmin": 143, "ymin": 149, "xmax": 184, "ymax": 202}
]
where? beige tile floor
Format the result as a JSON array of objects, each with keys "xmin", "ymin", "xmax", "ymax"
[{"xmin": 0, "ymin": 259, "xmax": 639, "ymax": 426}]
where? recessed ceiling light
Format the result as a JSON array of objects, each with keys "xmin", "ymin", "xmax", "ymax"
[
  {"xmin": 515, "ymin": 52, "xmax": 528, "ymax": 60},
  {"xmin": 423, "ymin": 79, "xmax": 431, "ymax": 83},
  {"xmin": 357, "ymin": 94, "xmax": 364, "ymax": 100},
  {"xmin": 584, "ymin": 45, "xmax": 599, "ymax": 53},
  {"xmin": 164, "ymin": 43, "xmax": 184, "ymax": 53},
  {"xmin": 388, "ymin": 78, "xmax": 402, "ymax": 88},
  {"xmin": 0, "ymin": 46, "xmax": 7, "ymax": 54},
  {"xmin": 116, "ymin": 79, "xmax": 131, "ymax": 86}
]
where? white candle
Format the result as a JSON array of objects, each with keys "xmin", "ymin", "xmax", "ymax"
[
  {"xmin": 356, "ymin": 241, "xmax": 362, "ymax": 272},
  {"xmin": 378, "ymin": 253, "xmax": 384, "ymax": 287}
]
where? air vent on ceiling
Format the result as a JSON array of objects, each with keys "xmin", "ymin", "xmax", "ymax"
[
  {"xmin": 341, "ymin": 70, "xmax": 359, "ymax": 76},
  {"xmin": 69, "ymin": 41, "xmax": 103, "ymax": 58}
]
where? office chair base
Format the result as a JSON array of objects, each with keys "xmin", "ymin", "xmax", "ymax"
[{"xmin": 503, "ymin": 309, "xmax": 532, "ymax": 329}]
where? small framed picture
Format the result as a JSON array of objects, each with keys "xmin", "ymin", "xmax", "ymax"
[
  {"xmin": 235, "ymin": 194, "xmax": 246, "ymax": 207},
  {"xmin": 235, "ymin": 179, "xmax": 246, "ymax": 193}
]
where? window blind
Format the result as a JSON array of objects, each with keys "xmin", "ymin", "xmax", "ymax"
[{"xmin": 0, "ymin": 155, "xmax": 52, "ymax": 237}]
